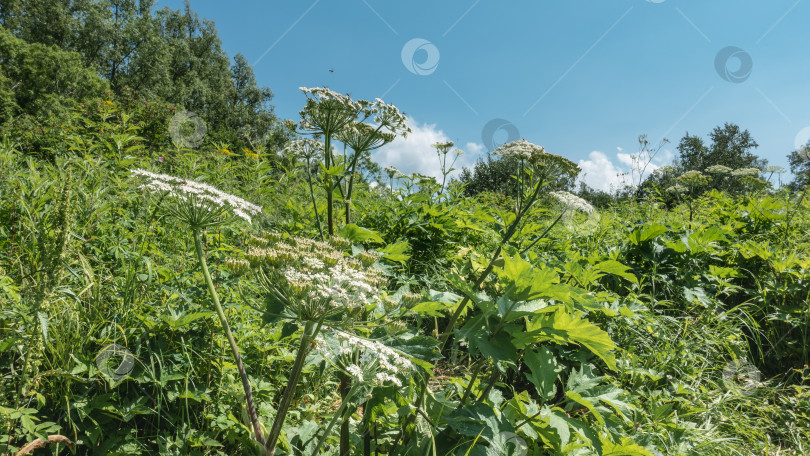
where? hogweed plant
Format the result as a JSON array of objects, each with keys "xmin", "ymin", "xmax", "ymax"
[
  {"xmin": 246, "ymin": 233, "xmax": 395, "ymax": 454},
  {"xmin": 298, "ymin": 87, "xmax": 369, "ymax": 236},
  {"xmin": 337, "ymin": 121, "xmax": 396, "ymax": 224},
  {"xmin": 298, "ymin": 87, "xmax": 410, "ymax": 235},
  {"xmin": 439, "ymin": 139, "xmax": 579, "ymax": 349},
  {"xmin": 283, "ymin": 139, "xmax": 327, "ymax": 241},
  {"xmin": 129, "ymin": 168, "xmax": 267, "ymax": 445},
  {"xmin": 433, "ymin": 141, "xmax": 464, "ymax": 198}
]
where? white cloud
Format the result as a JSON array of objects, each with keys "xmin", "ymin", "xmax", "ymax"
[
  {"xmin": 577, "ymin": 148, "xmax": 674, "ymax": 193},
  {"xmin": 578, "ymin": 151, "xmax": 630, "ymax": 193},
  {"xmin": 372, "ymin": 118, "xmax": 481, "ymax": 181}
]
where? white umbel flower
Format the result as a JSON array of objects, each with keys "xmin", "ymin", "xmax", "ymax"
[
  {"xmin": 130, "ymin": 169, "xmax": 262, "ymax": 225},
  {"xmin": 493, "ymin": 139, "xmax": 546, "ymax": 160},
  {"xmin": 549, "ymin": 191, "xmax": 595, "ymax": 214},
  {"xmin": 346, "ymin": 364, "xmax": 364, "ymax": 382}
]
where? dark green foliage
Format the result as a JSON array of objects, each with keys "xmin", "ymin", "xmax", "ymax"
[
  {"xmin": 787, "ymin": 144, "xmax": 810, "ymax": 190},
  {"xmin": 458, "ymin": 153, "xmax": 577, "ymax": 198},
  {"xmin": 0, "ymin": 0, "xmax": 289, "ymax": 152},
  {"xmin": 677, "ymin": 123, "xmax": 764, "ymax": 173},
  {"xmin": 0, "ymin": 25, "xmax": 108, "ymax": 121}
]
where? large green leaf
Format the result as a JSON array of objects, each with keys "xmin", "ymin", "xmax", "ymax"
[
  {"xmin": 514, "ymin": 309, "xmax": 616, "ymax": 370},
  {"xmin": 495, "ymin": 253, "xmax": 561, "ymax": 302},
  {"xmin": 594, "ymin": 260, "xmax": 638, "ymax": 285},
  {"xmin": 627, "ymin": 223, "xmax": 668, "ymax": 245},
  {"xmin": 379, "ymin": 239, "xmax": 411, "ymax": 263},
  {"xmin": 523, "ymin": 347, "xmax": 562, "ymax": 401},
  {"xmin": 339, "ymin": 223, "xmax": 383, "ymax": 243},
  {"xmin": 601, "ymin": 437, "xmax": 654, "ymax": 456}
]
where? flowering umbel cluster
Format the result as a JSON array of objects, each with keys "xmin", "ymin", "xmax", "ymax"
[
  {"xmin": 494, "ymin": 139, "xmax": 580, "ymax": 179},
  {"xmin": 282, "ymin": 138, "xmax": 325, "ymax": 160},
  {"xmin": 298, "ymin": 87, "xmax": 366, "ymax": 134},
  {"xmin": 549, "ymin": 191, "xmax": 596, "ymax": 215},
  {"xmin": 316, "ymin": 329, "xmax": 413, "ymax": 386},
  {"xmin": 248, "ymin": 233, "xmax": 386, "ymax": 322},
  {"xmin": 494, "ymin": 139, "xmax": 546, "ymax": 161},
  {"xmin": 550, "ymin": 191, "xmax": 600, "ymax": 235},
  {"xmin": 130, "ymin": 169, "xmax": 262, "ymax": 227},
  {"xmin": 298, "ymin": 87, "xmax": 410, "ymax": 142}
]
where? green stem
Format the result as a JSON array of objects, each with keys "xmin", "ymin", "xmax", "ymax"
[
  {"xmin": 457, "ymin": 361, "xmax": 484, "ymax": 408},
  {"xmin": 324, "ymin": 133, "xmax": 334, "ymax": 236},
  {"xmin": 266, "ymin": 320, "xmax": 318, "ymax": 453},
  {"xmin": 305, "ymin": 157, "xmax": 325, "ymax": 242},
  {"xmin": 439, "ymin": 177, "xmax": 546, "ymax": 351},
  {"xmin": 311, "ymin": 383, "xmax": 360, "ymax": 456},
  {"xmin": 192, "ymin": 229, "xmax": 265, "ymax": 446},
  {"xmin": 475, "ymin": 369, "xmax": 500, "ymax": 403},
  {"xmin": 339, "ymin": 371, "xmax": 351, "ymax": 456}
]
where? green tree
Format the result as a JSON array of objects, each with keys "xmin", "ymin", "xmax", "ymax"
[
  {"xmin": 1, "ymin": 0, "xmax": 289, "ymax": 152},
  {"xmin": 0, "ymin": 25, "xmax": 108, "ymax": 122},
  {"xmin": 458, "ymin": 151, "xmax": 577, "ymax": 198},
  {"xmin": 677, "ymin": 123, "xmax": 764, "ymax": 173},
  {"xmin": 788, "ymin": 143, "xmax": 810, "ymax": 190}
]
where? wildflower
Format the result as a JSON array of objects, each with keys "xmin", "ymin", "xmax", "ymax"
[
  {"xmin": 328, "ymin": 236, "xmax": 352, "ymax": 251},
  {"xmin": 494, "ymin": 139, "xmax": 544, "ymax": 161},
  {"xmin": 705, "ymin": 165, "xmax": 732, "ymax": 175},
  {"xmin": 346, "ymin": 364, "xmax": 364, "ymax": 382},
  {"xmin": 157, "ymin": 156, "xmax": 164, "ymax": 163},
  {"xmin": 220, "ymin": 148, "xmax": 232, "ymax": 155},
  {"xmin": 282, "ymin": 138, "xmax": 324, "ymax": 160},
  {"xmin": 338, "ymin": 122, "xmax": 395, "ymax": 153},
  {"xmin": 298, "ymin": 87, "xmax": 365, "ymax": 134},
  {"xmin": 400, "ymin": 291, "xmax": 422, "ymax": 308},
  {"xmin": 731, "ymin": 167, "xmax": 761, "ymax": 178},
  {"xmin": 675, "ymin": 170, "xmax": 710, "ymax": 189},
  {"xmin": 549, "ymin": 191, "xmax": 596, "ymax": 214},
  {"xmin": 358, "ymin": 250, "xmax": 381, "ymax": 267},
  {"xmin": 130, "ymin": 169, "xmax": 262, "ymax": 226},
  {"xmin": 316, "ymin": 329, "xmax": 413, "ymax": 386},
  {"xmin": 225, "ymin": 258, "xmax": 250, "ymax": 275},
  {"xmin": 666, "ymin": 184, "xmax": 687, "ymax": 194},
  {"xmin": 550, "ymin": 191, "xmax": 599, "ymax": 235}
]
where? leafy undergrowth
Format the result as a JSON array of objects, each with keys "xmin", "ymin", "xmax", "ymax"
[{"xmin": 1, "ymin": 126, "xmax": 809, "ymax": 456}]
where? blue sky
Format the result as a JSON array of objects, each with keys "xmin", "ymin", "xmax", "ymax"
[{"xmin": 159, "ymin": 0, "xmax": 810, "ymax": 191}]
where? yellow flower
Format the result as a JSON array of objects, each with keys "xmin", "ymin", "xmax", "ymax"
[
  {"xmin": 248, "ymin": 153, "xmax": 259, "ymax": 159},
  {"xmin": 220, "ymin": 148, "xmax": 232, "ymax": 155},
  {"xmin": 243, "ymin": 147, "xmax": 251, "ymax": 153},
  {"xmin": 103, "ymin": 100, "xmax": 114, "ymax": 105}
]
